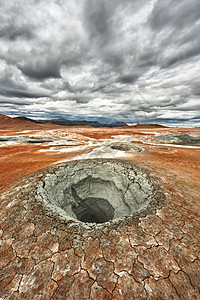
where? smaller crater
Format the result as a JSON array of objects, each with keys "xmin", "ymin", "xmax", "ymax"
[{"xmin": 110, "ymin": 142, "xmax": 144, "ymax": 152}]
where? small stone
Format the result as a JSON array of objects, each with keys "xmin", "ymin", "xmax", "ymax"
[{"xmin": 49, "ymin": 242, "xmax": 59, "ymax": 253}]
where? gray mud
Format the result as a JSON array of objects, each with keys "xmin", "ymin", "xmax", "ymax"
[
  {"xmin": 36, "ymin": 159, "xmax": 164, "ymax": 225},
  {"xmin": 156, "ymin": 134, "xmax": 200, "ymax": 146}
]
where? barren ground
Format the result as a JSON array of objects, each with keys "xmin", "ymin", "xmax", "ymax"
[{"xmin": 0, "ymin": 126, "xmax": 200, "ymax": 299}]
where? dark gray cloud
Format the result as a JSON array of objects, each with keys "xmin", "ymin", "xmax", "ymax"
[
  {"xmin": 84, "ymin": 0, "xmax": 111, "ymax": 44},
  {"xmin": 0, "ymin": 0, "xmax": 199, "ymax": 126},
  {"xmin": 162, "ymin": 40, "xmax": 200, "ymax": 69},
  {"xmin": 67, "ymin": 94, "xmax": 91, "ymax": 104},
  {"xmin": 0, "ymin": 77, "xmax": 51, "ymax": 99},
  {"xmin": 19, "ymin": 60, "xmax": 61, "ymax": 80},
  {"xmin": 191, "ymin": 82, "xmax": 200, "ymax": 96},
  {"xmin": 150, "ymin": 0, "xmax": 200, "ymax": 30},
  {"xmin": 0, "ymin": 81, "xmax": 51, "ymax": 99},
  {"xmin": 117, "ymin": 73, "xmax": 141, "ymax": 85},
  {"xmin": 1, "ymin": 88, "xmax": 49, "ymax": 99},
  {"xmin": 0, "ymin": 2, "xmax": 34, "ymax": 41},
  {"xmin": 0, "ymin": 100, "xmax": 29, "ymax": 106},
  {"xmin": 0, "ymin": 24, "xmax": 33, "ymax": 41}
]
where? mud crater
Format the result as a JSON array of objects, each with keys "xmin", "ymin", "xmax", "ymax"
[{"xmin": 36, "ymin": 159, "xmax": 164, "ymax": 225}]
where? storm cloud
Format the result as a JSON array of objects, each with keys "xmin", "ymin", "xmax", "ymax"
[{"xmin": 0, "ymin": 0, "xmax": 200, "ymax": 126}]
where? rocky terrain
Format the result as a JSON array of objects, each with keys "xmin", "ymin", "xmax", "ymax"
[{"xmin": 0, "ymin": 116, "xmax": 200, "ymax": 299}]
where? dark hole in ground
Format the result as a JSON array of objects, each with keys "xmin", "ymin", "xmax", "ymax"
[
  {"xmin": 71, "ymin": 187, "xmax": 115, "ymax": 223},
  {"xmin": 72, "ymin": 198, "xmax": 115, "ymax": 223}
]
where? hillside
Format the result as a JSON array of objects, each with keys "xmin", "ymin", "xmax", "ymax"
[
  {"xmin": 131, "ymin": 124, "xmax": 168, "ymax": 129},
  {"xmin": 0, "ymin": 114, "xmax": 61, "ymax": 130}
]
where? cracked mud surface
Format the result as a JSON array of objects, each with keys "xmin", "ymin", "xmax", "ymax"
[
  {"xmin": 1, "ymin": 162, "xmax": 200, "ymax": 299},
  {"xmin": 0, "ymin": 127, "xmax": 200, "ymax": 299}
]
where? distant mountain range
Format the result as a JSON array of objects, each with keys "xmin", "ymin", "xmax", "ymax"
[
  {"xmin": 16, "ymin": 116, "xmax": 168, "ymax": 128},
  {"xmin": 16, "ymin": 116, "xmax": 128, "ymax": 128},
  {"xmin": 0, "ymin": 113, "xmax": 168, "ymax": 130}
]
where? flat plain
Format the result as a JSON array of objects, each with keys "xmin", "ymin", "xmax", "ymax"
[{"xmin": 0, "ymin": 120, "xmax": 200, "ymax": 299}]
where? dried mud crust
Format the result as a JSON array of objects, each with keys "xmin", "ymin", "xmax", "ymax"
[{"xmin": 0, "ymin": 159, "xmax": 200, "ymax": 299}]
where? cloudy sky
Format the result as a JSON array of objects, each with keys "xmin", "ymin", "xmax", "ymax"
[{"xmin": 0, "ymin": 0, "xmax": 200, "ymax": 126}]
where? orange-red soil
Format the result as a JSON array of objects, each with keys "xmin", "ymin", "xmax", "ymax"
[
  {"xmin": 0, "ymin": 126, "xmax": 200, "ymax": 192},
  {"xmin": 0, "ymin": 124, "xmax": 200, "ymax": 299}
]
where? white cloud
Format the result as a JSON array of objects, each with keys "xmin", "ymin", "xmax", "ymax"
[{"xmin": 0, "ymin": 0, "xmax": 200, "ymax": 126}]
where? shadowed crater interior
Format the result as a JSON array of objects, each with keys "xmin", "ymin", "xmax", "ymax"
[
  {"xmin": 71, "ymin": 186, "xmax": 114, "ymax": 223},
  {"xmin": 36, "ymin": 159, "xmax": 164, "ymax": 225}
]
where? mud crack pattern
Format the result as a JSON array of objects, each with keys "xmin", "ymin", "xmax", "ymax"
[{"xmin": 0, "ymin": 159, "xmax": 200, "ymax": 299}]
